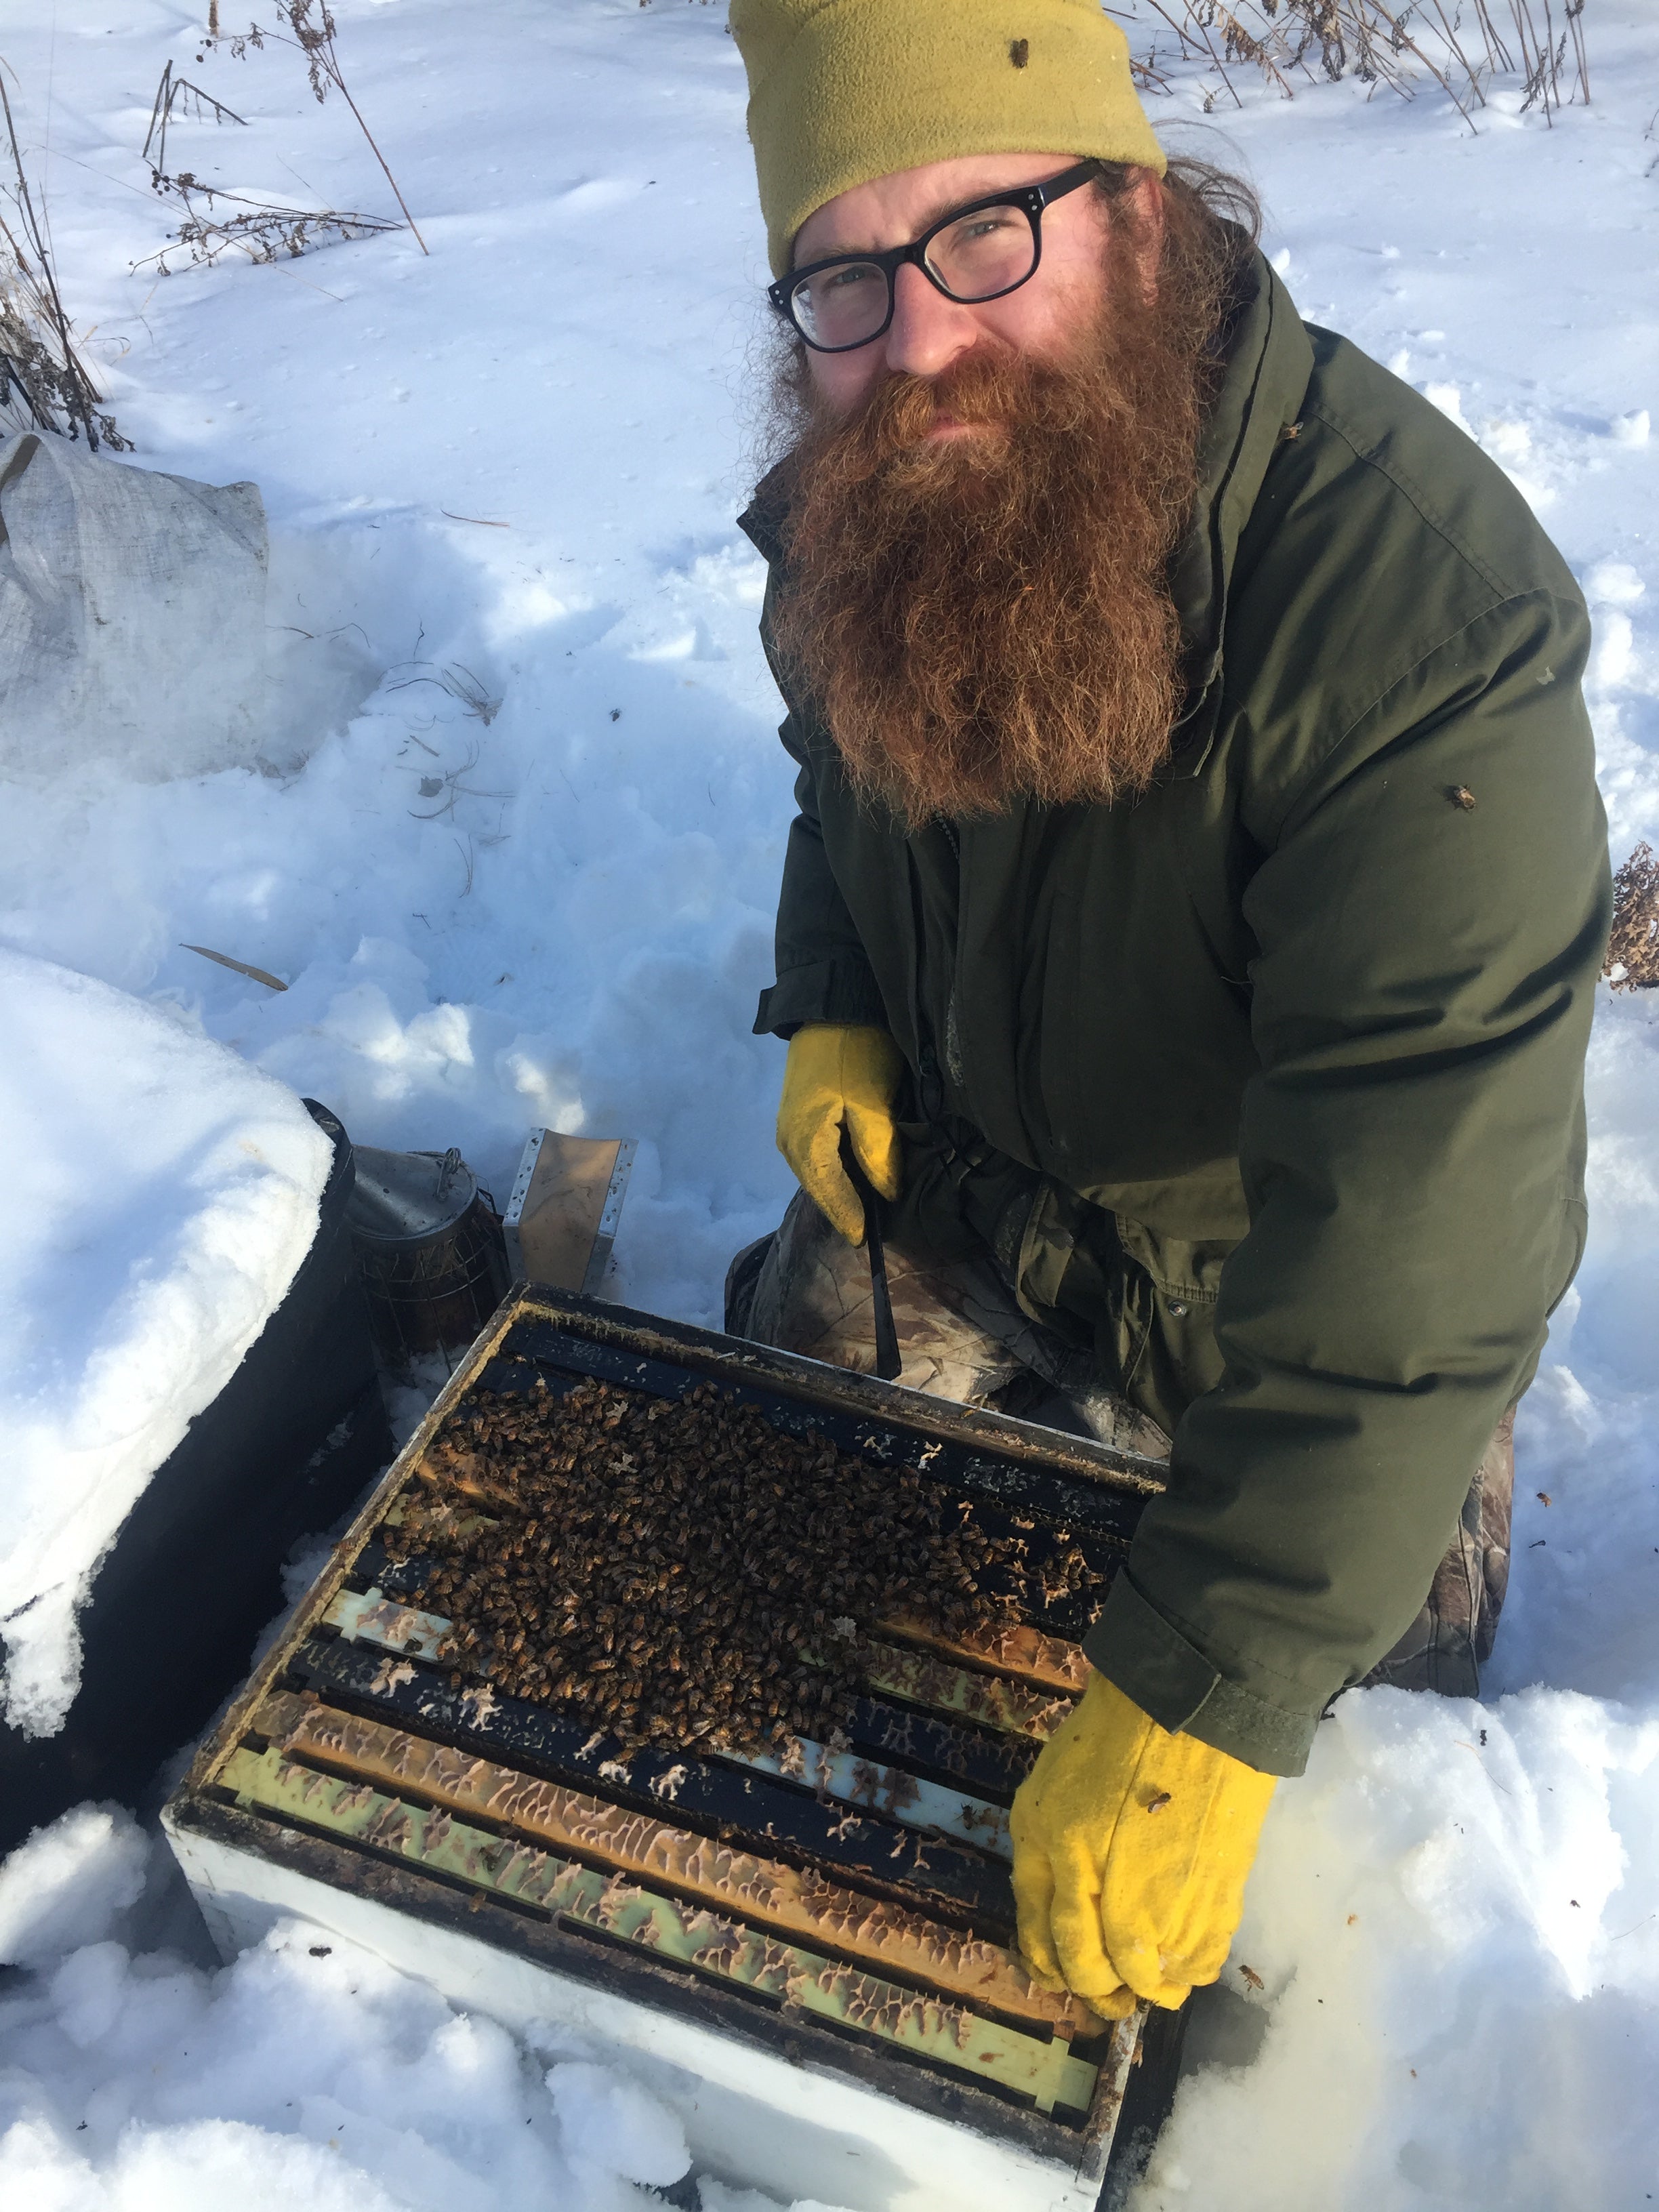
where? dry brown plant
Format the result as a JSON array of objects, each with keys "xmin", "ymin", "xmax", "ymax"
[
  {"xmin": 1121, "ymin": 0, "xmax": 1589, "ymax": 125},
  {"xmin": 142, "ymin": 59, "xmax": 247, "ymax": 177},
  {"xmin": 141, "ymin": 40, "xmax": 399, "ymax": 276},
  {"xmin": 0, "ymin": 79, "xmax": 127, "ymax": 451},
  {"xmin": 134, "ymin": 173, "xmax": 398, "ymax": 276},
  {"xmin": 205, "ymin": 1, "xmax": 427, "ymax": 252},
  {"xmin": 1605, "ymin": 842, "xmax": 1659, "ymax": 991}
]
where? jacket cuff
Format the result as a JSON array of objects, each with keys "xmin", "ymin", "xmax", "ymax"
[
  {"xmin": 1083, "ymin": 1574, "xmax": 1317, "ymax": 1778},
  {"xmin": 754, "ymin": 957, "xmax": 889, "ymax": 1038}
]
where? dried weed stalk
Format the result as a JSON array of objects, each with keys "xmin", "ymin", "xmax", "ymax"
[
  {"xmin": 387, "ymin": 660, "xmax": 504, "ymax": 728},
  {"xmin": 1605, "ymin": 842, "xmax": 1659, "ymax": 991},
  {"xmin": 140, "ymin": 47, "xmax": 394, "ymax": 275},
  {"xmin": 142, "ymin": 59, "xmax": 247, "ymax": 177},
  {"xmin": 1122, "ymin": 0, "xmax": 1589, "ymax": 125},
  {"xmin": 0, "ymin": 79, "xmax": 127, "ymax": 450},
  {"xmin": 206, "ymin": 1, "xmax": 427, "ymax": 252},
  {"xmin": 136, "ymin": 173, "xmax": 398, "ymax": 275},
  {"xmin": 404, "ymin": 735, "xmax": 499, "ymax": 823}
]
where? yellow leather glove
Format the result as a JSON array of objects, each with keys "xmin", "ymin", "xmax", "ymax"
[
  {"xmin": 776, "ymin": 1023, "xmax": 904, "ymax": 1245},
  {"xmin": 1010, "ymin": 1671, "xmax": 1276, "ymax": 2014}
]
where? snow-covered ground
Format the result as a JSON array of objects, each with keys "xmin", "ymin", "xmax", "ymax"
[
  {"xmin": 0, "ymin": 2, "xmax": 1655, "ymax": 2205},
  {"xmin": 0, "ymin": 951, "xmax": 331, "ymax": 1737}
]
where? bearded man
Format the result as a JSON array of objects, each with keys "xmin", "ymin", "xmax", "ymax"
[{"xmin": 722, "ymin": 0, "xmax": 1610, "ymax": 2023}]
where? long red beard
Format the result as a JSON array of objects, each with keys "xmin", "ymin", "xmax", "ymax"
[{"xmin": 770, "ymin": 278, "xmax": 1208, "ymax": 827}]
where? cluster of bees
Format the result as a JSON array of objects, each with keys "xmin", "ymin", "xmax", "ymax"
[{"xmin": 386, "ymin": 1375, "xmax": 1024, "ymax": 1753}]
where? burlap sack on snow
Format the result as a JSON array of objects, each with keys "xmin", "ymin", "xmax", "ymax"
[{"xmin": 0, "ymin": 430, "xmax": 268, "ymax": 781}]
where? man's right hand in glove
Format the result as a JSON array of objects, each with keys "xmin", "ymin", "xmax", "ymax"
[
  {"xmin": 1010, "ymin": 1671, "xmax": 1276, "ymax": 2015},
  {"xmin": 776, "ymin": 1023, "xmax": 904, "ymax": 1244}
]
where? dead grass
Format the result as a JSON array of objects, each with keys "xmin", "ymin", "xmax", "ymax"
[
  {"xmin": 0, "ymin": 79, "xmax": 127, "ymax": 451},
  {"xmin": 1120, "ymin": 0, "xmax": 1589, "ymax": 126}
]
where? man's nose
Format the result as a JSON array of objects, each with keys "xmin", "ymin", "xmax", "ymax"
[{"xmin": 882, "ymin": 259, "xmax": 980, "ymax": 380}]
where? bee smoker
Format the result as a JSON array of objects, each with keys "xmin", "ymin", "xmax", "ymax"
[{"xmin": 346, "ymin": 1143, "xmax": 510, "ymax": 1366}]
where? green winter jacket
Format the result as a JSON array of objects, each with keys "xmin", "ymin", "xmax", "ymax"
[{"xmin": 741, "ymin": 253, "xmax": 1610, "ymax": 1776}]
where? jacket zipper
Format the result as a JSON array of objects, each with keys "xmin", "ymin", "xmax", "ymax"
[
  {"xmin": 916, "ymin": 816, "xmax": 962, "ymax": 1121},
  {"xmin": 937, "ymin": 817, "xmax": 966, "ymax": 1094}
]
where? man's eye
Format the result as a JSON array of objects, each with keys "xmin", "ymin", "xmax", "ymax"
[
  {"xmin": 821, "ymin": 264, "xmax": 878, "ymax": 294},
  {"xmin": 951, "ymin": 213, "xmax": 1017, "ymax": 247}
]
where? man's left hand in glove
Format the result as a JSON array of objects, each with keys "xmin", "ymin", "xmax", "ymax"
[{"xmin": 1010, "ymin": 1671, "xmax": 1276, "ymax": 2015}]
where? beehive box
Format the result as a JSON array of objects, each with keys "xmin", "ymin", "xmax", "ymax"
[{"xmin": 165, "ymin": 1287, "xmax": 1183, "ymax": 2212}]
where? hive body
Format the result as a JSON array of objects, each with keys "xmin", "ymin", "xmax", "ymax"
[{"xmin": 165, "ymin": 1288, "xmax": 1182, "ymax": 2211}]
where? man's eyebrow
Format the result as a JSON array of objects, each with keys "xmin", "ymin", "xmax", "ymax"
[{"xmin": 799, "ymin": 182, "xmax": 1029, "ymax": 266}]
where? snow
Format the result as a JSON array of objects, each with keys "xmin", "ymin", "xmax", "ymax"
[
  {"xmin": 0, "ymin": 0, "xmax": 1654, "ymax": 2205},
  {"xmin": 545, "ymin": 2062, "xmax": 691, "ymax": 2190},
  {"xmin": 0, "ymin": 1807, "xmax": 148, "ymax": 1971},
  {"xmin": 0, "ymin": 1808, "xmax": 696, "ymax": 2210},
  {"xmin": 0, "ymin": 949, "xmax": 331, "ymax": 1737},
  {"xmin": 1158, "ymin": 1691, "xmax": 1659, "ymax": 2207}
]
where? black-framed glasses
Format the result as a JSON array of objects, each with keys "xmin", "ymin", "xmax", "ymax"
[{"xmin": 768, "ymin": 158, "xmax": 1103, "ymax": 354}]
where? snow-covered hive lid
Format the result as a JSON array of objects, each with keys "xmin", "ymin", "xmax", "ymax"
[{"xmin": 0, "ymin": 949, "xmax": 332, "ymax": 1739}]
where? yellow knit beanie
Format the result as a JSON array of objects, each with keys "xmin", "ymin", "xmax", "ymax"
[{"xmin": 729, "ymin": 0, "xmax": 1167, "ymax": 277}]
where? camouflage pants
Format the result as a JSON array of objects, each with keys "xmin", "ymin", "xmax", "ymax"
[
  {"xmin": 725, "ymin": 1191, "xmax": 1515, "ymax": 1699},
  {"xmin": 1359, "ymin": 1410, "xmax": 1514, "ymax": 1696},
  {"xmin": 725, "ymin": 1189, "xmax": 1171, "ymax": 1458}
]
